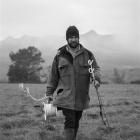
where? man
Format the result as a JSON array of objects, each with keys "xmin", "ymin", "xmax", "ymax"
[{"xmin": 46, "ymin": 26, "xmax": 101, "ymax": 140}]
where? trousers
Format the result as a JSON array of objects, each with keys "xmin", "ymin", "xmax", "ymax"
[{"xmin": 62, "ymin": 108, "xmax": 83, "ymax": 129}]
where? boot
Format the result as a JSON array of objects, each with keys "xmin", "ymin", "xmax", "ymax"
[{"xmin": 64, "ymin": 128, "xmax": 75, "ymax": 140}]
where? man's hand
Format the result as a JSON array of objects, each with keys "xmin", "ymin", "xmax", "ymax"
[
  {"xmin": 94, "ymin": 80, "xmax": 100, "ymax": 89},
  {"xmin": 45, "ymin": 96, "xmax": 53, "ymax": 103}
]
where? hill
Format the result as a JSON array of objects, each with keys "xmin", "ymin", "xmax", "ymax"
[{"xmin": 0, "ymin": 30, "xmax": 140, "ymax": 82}]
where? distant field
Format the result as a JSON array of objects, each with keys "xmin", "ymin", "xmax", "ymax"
[{"xmin": 0, "ymin": 84, "xmax": 140, "ymax": 140}]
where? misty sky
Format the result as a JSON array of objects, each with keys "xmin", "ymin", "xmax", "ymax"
[{"xmin": 0, "ymin": 0, "xmax": 139, "ymax": 46}]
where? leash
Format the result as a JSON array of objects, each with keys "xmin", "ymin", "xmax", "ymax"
[
  {"xmin": 88, "ymin": 60, "xmax": 110, "ymax": 129},
  {"xmin": 19, "ymin": 83, "xmax": 57, "ymax": 120},
  {"xmin": 19, "ymin": 83, "xmax": 47, "ymax": 101}
]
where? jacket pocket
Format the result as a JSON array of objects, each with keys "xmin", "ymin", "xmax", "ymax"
[
  {"xmin": 57, "ymin": 88, "xmax": 63, "ymax": 95},
  {"xmin": 58, "ymin": 63, "xmax": 69, "ymax": 76},
  {"xmin": 55, "ymin": 88, "xmax": 72, "ymax": 101},
  {"xmin": 79, "ymin": 63, "xmax": 90, "ymax": 75},
  {"xmin": 58, "ymin": 63, "xmax": 71, "ymax": 89}
]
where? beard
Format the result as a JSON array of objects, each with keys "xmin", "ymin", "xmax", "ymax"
[{"xmin": 68, "ymin": 41, "xmax": 79, "ymax": 49}]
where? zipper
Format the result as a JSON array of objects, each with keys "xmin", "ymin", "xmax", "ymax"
[{"xmin": 73, "ymin": 59, "xmax": 76, "ymax": 109}]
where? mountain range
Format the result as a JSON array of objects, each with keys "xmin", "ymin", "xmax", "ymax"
[{"xmin": 0, "ymin": 30, "xmax": 140, "ymax": 82}]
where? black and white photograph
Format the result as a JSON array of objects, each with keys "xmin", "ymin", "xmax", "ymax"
[{"xmin": 0, "ymin": 0, "xmax": 140, "ymax": 140}]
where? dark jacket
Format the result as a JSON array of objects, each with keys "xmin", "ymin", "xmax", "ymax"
[{"xmin": 46, "ymin": 44, "xmax": 100, "ymax": 111}]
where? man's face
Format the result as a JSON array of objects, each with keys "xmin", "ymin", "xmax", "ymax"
[{"xmin": 67, "ymin": 36, "xmax": 79, "ymax": 49}]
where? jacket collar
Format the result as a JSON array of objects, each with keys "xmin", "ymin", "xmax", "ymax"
[
  {"xmin": 65, "ymin": 44, "xmax": 85, "ymax": 56},
  {"xmin": 58, "ymin": 44, "xmax": 86, "ymax": 64}
]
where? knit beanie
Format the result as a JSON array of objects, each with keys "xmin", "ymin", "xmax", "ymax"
[{"xmin": 66, "ymin": 26, "xmax": 79, "ymax": 40}]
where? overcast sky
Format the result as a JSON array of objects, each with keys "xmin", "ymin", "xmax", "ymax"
[{"xmin": 0, "ymin": 0, "xmax": 139, "ymax": 45}]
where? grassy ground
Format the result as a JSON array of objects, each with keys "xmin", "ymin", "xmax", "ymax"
[{"xmin": 0, "ymin": 84, "xmax": 140, "ymax": 140}]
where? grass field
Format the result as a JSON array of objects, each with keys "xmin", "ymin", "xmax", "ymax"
[{"xmin": 0, "ymin": 83, "xmax": 140, "ymax": 140}]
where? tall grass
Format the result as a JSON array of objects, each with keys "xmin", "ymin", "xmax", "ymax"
[{"xmin": 0, "ymin": 84, "xmax": 140, "ymax": 140}]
